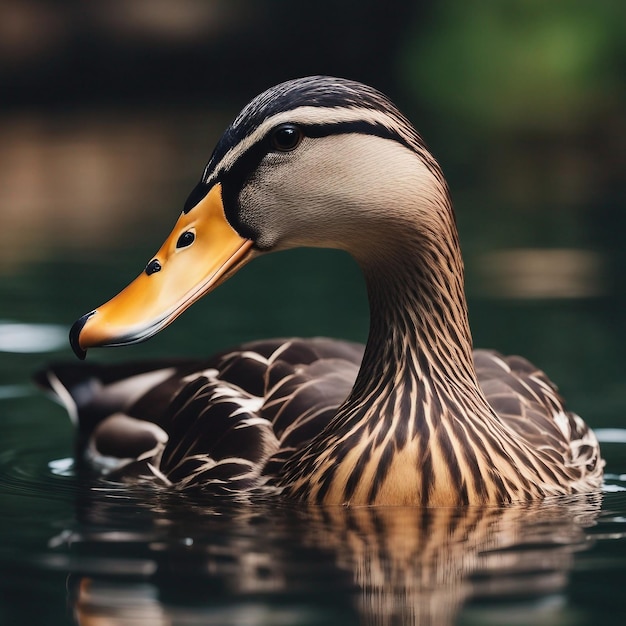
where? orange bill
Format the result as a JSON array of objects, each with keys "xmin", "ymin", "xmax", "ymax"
[{"xmin": 70, "ymin": 183, "xmax": 253, "ymax": 359}]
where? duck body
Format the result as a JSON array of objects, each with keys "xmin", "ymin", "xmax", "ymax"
[
  {"xmin": 38, "ymin": 338, "xmax": 362, "ymax": 493},
  {"xmin": 38, "ymin": 76, "xmax": 603, "ymax": 505}
]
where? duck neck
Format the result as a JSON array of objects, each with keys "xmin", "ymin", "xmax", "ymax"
[
  {"xmin": 346, "ymin": 207, "xmax": 484, "ymax": 424},
  {"xmin": 281, "ymin": 206, "xmax": 501, "ymax": 505}
]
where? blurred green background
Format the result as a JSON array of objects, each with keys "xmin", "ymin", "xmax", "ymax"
[{"xmin": 0, "ymin": 0, "xmax": 624, "ymax": 430}]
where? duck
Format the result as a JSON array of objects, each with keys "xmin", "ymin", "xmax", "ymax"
[{"xmin": 37, "ymin": 76, "xmax": 604, "ymax": 506}]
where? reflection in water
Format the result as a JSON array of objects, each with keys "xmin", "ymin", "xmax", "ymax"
[
  {"xmin": 46, "ymin": 482, "xmax": 601, "ymax": 626},
  {"xmin": 303, "ymin": 502, "xmax": 598, "ymax": 626}
]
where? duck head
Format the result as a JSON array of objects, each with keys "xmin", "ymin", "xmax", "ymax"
[{"xmin": 70, "ymin": 76, "xmax": 449, "ymax": 359}]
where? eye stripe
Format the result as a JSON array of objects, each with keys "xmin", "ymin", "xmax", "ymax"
[{"xmin": 202, "ymin": 104, "xmax": 424, "ymax": 185}]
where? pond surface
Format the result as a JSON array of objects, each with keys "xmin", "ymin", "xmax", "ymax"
[
  {"xmin": 1, "ymin": 109, "xmax": 625, "ymax": 625},
  {"xmin": 1, "ymin": 404, "xmax": 626, "ymax": 626}
]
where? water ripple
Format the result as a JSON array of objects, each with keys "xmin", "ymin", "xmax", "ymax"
[
  {"xmin": 0, "ymin": 446, "xmax": 76, "ymax": 501},
  {"xmin": 0, "ymin": 385, "xmax": 32, "ymax": 399},
  {"xmin": 1, "ymin": 433, "xmax": 626, "ymax": 625},
  {"xmin": 0, "ymin": 320, "xmax": 67, "ymax": 353},
  {"xmin": 596, "ymin": 428, "xmax": 626, "ymax": 444}
]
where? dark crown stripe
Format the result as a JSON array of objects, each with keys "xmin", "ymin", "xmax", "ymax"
[{"xmin": 304, "ymin": 120, "xmax": 414, "ymax": 152}]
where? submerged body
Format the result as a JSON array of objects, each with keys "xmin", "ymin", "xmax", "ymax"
[{"xmin": 38, "ymin": 77, "xmax": 604, "ymax": 505}]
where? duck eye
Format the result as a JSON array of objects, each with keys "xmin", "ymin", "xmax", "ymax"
[
  {"xmin": 271, "ymin": 124, "xmax": 303, "ymax": 152},
  {"xmin": 176, "ymin": 231, "xmax": 195, "ymax": 249}
]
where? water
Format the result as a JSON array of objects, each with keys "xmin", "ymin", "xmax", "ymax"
[
  {"xmin": 1, "ymin": 422, "xmax": 626, "ymax": 626},
  {"xmin": 1, "ymin": 109, "xmax": 625, "ymax": 625}
]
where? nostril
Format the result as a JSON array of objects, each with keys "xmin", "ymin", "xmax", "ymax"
[{"xmin": 145, "ymin": 259, "xmax": 162, "ymax": 276}]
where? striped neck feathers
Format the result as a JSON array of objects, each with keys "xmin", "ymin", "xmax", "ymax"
[
  {"xmin": 346, "ymin": 162, "xmax": 483, "ymax": 420},
  {"xmin": 278, "ymin": 165, "xmax": 508, "ymax": 505}
]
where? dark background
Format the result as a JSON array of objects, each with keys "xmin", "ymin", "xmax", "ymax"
[{"xmin": 0, "ymin": 0, "xmax": 625, "ymax": 422}]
